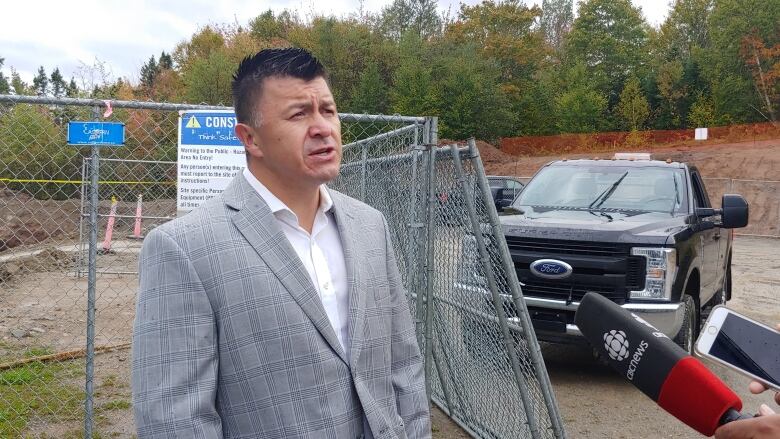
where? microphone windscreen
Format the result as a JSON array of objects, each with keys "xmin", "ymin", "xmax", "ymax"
[{"xmin": 657, "ymin": 356, "xmax": 742, "ymax": 436}]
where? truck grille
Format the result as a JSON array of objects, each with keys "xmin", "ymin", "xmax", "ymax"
[
  {"xmin": 505, "ymin": 237, "xmax": 646, "ymax": 304},
  {"xmin": 505, "ymin": 236, "xmax": 625, "ymax": 257}
]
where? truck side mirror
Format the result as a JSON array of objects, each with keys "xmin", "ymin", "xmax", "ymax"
[{"xmin": 720, "ymin": 194, "xmax": 749, "ymax": 228}]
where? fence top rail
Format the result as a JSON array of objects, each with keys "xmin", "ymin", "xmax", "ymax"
[{"xmin": 0, "ymin": 94, "xmax": 427, "ymax": 124}]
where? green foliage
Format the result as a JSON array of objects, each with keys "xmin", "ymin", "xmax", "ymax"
[
  {"xmin": 32, "ymin": 66, "xmax": 48, "ymax": 96},
  {"xmin": 0, "ymin": 104, "xmax": 80, "ymax": 199},
  {"xmin": 183, "ymin": 50, "xmax": 233, "ymax": 105},
  {"xmin": 50, "ymin": 68, "xmax": 66, "ymax": 98},
  {"xmin": 378, "ymin": 0, "xmax": 441, "ymax": 40},
  {"xmin": 10, "ymin": 68, "xmax": 27, "ymax": 95},
  {"xmin": 688, "ymin": 92, "xmax": 717, "ymax": 127},
  {"xmin": 616, "ymin": 76, "xmax": 650, "ymax": 130},
  {"xmin": 555, "ymin": 64, "xmax": 609, "ymax": 133},
  {"xmin": 566, "ymin": 0, "xmax": 649, "ymax": 107},
  {"xmin": 140, "ymin": 56, "xmax": 158, "ymax": 89},
  {"xmin": 349, "ymin": 62, "xmax": 388, "ymax": 114},
  {"xmin": 0, "ymin": 57, "xmax": 8, "ymax": 94}
]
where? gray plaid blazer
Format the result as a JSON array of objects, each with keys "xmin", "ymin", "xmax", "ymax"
[{"xmin": 132, "ymin": 174, "xmax": 430, "ymax": 439}]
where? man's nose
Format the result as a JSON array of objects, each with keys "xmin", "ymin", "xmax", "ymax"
[{"xmin": 308, "ymin": 112, "xmax": 333, "ymax": 138}]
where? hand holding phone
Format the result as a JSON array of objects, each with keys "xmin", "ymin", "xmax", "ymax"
[{"xmin": 695, "ymin": 307, "xmax": 780, "ymax": 393}]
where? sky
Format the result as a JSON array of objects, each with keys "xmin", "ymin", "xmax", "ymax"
[{"xmin": 0, "ymin": 0, "xmax": 670, "ymax": 86}]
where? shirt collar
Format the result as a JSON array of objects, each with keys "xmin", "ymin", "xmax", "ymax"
[{"xmin": 242, "ymin": 167, "xmax": 333, "ymax": 215}]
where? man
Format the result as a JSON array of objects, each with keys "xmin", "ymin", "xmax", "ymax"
[{"xmin": 132, "ymin": 48, "xmax": 431, "ymax": 439}]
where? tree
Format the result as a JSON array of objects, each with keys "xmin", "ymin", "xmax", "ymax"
[
  {"xmin": 378, "ymin": 0, "xmax": 441, "ymax": 40},
  {"xmin": 249, "ymin": 9, "xmax": 299, "ymax": 42},
  {"xmin": 565, "ymin": 0, "xmax": 649, "ymax": 108},
  {"xmin": 183, "ymin": 50, "xmax": 233, "ymax": 105},
  {"xmin": 446, "ymin": 0, "xmax": 545, "ymax": 84},
  {"xmin": 555, "ymin": 63, "xmax": 609, "ymax": 133},
  {"xmin": 66, "ymin": 77, "xmax": 78, "ymax": 97},
  {"xmin": 349, "ymin": 62, "xmax": 388, "ymax": 114},
  {"xmin": 616, "ymin": 76, "xmax": 650, "ymax": 130},
  {"xmin": 10, "ymin": 68, "xmax": 26, "ymax": 95},
  {"xmin": 654, "ymin": 0, "xmax": 714, "ymax": 61},
  {"xmin": 32, "ymin": 66, "xmax": 48, "ymax": 96},
  {"xmin": 0, "ymin": 57, "xmax": 9, "ymax": 94},
  {"xmin": 158, "ymin": 51, "xmax": 173, "ymax": 70},
  {"xmin": 688, "ymin": 92, "xmax": 716, "ymax": 127},
  {"xmin": 741, "ymin": 35, "xmax": 779, "ymax": 123},
  {"xmin": 702, "ymin": 0, "xmax": 780, "ymax": 122},
  {"xmin": 50, "ymin": 67, "xmax": 66, "ymax": 98},
  {"xmin": 655, "ymin": 60, "xmax": 688, "ymax": 127},
  {"xmin": 541, "ymin": 0, "xmax": 574, "ymax": 53},
  {"xmin": 140, "ymin": 56, "xmax": 159, "ymax": 89}
]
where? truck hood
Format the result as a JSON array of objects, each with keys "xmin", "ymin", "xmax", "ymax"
[{"xmin": 500, "ymin": 207, "xmax": 688, "ymax": 244}]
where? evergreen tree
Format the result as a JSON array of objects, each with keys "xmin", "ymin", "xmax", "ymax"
[
  {"xmin": 616, "ymin": 76, "xmax": 650, "ymax": 130},
  {"xmin": 50, "ymin": 67, "xmax": 66, "ymax": 97},
  {"xmin": 140, "ymin": 56, "xmax": 159, "ymax": 89},
  {"xmin": 32, "ymin": 66, "xmax": 48, "ymax": 96},
  {"xmin": 349, "ymin": 62, "xmax": 388, "ymax": 114},
  {"xmin": 159, "ymin": 51, "xmax": 173, "ymax": 70}
]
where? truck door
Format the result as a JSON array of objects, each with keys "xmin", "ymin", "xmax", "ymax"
[{"xmin": 691, "ymin": 171, "xmax": 719, "ymax": 300}]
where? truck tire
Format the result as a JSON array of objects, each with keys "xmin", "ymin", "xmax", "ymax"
[{"xmin": 674, "ymin": 294, "xmax": 699, "ymax": 355}]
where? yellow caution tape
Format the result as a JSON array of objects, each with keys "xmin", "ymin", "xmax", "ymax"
[{"xmin": 0, "ymin": 178, "xmax": 176, "ymax": 185}]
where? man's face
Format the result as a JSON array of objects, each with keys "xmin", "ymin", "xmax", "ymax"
[{"xmin": 240, "ymin": 75, "xmax": 342, "ymax": 189}]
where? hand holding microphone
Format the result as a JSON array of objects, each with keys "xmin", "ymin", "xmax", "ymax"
[{"xmin": 574, "ymin": 293, "xmax": 752, "ymax": 436}]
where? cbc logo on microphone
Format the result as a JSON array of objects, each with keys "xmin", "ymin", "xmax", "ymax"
[{"xmin": 603, "ymin": 330, "xmax": 630, "ymax": 361}]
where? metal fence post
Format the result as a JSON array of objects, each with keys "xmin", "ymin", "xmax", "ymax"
[
  {"xmin": 467, "ymin": 138, "xmax": 566, "ymax": 438},
  {"xmin": 450, "ymin": 142, "xmax": 542, "ymax": 438},
  {"xmin": 423, "ymin": 119, "xmax": 438, "ymax": 399},
  {"xmin": 84, "ymin": 105, "xmax": 101, "ymax": 438}
]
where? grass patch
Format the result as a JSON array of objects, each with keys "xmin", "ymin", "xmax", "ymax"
[
  {"xmin": 96, "ymin": 399, "xmax": 131, "ymax": 412},
  {"xmin": 0, "ymin": 351, "xmax": 85, "ymax": 437}
]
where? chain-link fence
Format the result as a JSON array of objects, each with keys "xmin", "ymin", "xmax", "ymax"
[
  {"xmin": 704, "ymin": 177, "xmax": 780, "ymax": 237},
  {"xmin": 0, "ymin": 94, "xmax": 563, "ymax": 438}
]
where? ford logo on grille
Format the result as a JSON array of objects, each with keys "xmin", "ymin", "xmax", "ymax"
[{"xmin": 530, "ymin": 259, "xmax": 573, "ymax": 279}]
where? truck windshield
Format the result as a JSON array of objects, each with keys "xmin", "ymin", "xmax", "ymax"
[{"xmin": 513, "ymin": 165, "xmax": 689, "ymax": 214}]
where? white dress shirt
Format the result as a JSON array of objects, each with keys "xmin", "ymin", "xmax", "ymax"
[{"xmin": 242, "ymin": 168, "xmax": 350, "ymax": 354}]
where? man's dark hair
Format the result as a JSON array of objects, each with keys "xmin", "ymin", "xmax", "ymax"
[{"xmin": 231, "ymin": 48, "xmax": 327, "ymax": 125}]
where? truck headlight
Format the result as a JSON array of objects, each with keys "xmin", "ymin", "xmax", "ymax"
[{"xmin": 630, "ymin": 247, "xmax": 676, "ymax": 301}]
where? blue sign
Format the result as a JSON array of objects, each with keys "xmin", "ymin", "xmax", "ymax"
[
  {"xmin": 180, "ymin": 112, "xmax": 242, "ymax": 146},
  {"xmin": 67, "ymin": 122, "xmax": 125, "ymax": 146}
]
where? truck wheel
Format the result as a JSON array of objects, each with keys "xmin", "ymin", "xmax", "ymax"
[{"xmin": 674, "ymin": 295, "xmax": 699, "ymax": 355}]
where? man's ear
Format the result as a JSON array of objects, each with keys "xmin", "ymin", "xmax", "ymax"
[{"xmin": 235, "ymin": 123, "xmax": 262, "ymax": 158}]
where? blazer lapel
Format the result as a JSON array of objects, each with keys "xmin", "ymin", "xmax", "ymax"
[
  {"xmin": 328, "ymin": 191, "xmax": 365, "ymax": 366},
  {"xmin": 225, "ymin": 176, "xmax": 348, "ymax": 364}
]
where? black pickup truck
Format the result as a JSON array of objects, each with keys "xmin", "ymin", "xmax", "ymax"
[{"xmin": 457, "ymin": 155, "xmax": 749, "ymax": 354}]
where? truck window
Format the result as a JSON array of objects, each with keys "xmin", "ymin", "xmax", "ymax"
[{"xmin": 690, "ymin": 172, "xmax": 711, "ymax": 209}]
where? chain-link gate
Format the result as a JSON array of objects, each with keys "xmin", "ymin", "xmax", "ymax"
[{"xmin": 0, "ymin": 94, "xmax": 563, "ymax": 438}]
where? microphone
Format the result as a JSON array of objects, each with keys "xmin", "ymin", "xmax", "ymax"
[{"xmin": 574, "ymin": 292, "xmax": 753, "ymax": 436}]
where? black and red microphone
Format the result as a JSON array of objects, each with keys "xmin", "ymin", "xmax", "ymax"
[{"xmin": 574, "ymin": 292, "xmax": 752, "ymax": 437}]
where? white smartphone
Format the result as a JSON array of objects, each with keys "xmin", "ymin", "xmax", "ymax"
[{"xmin": 695, "ymin": 306, "xmax": 780, "ymax": 392}]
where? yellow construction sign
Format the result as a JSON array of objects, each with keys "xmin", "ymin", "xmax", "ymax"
[{"xmin": 185, "ymin": 115, "xmax": 201, "ymax": 129}]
